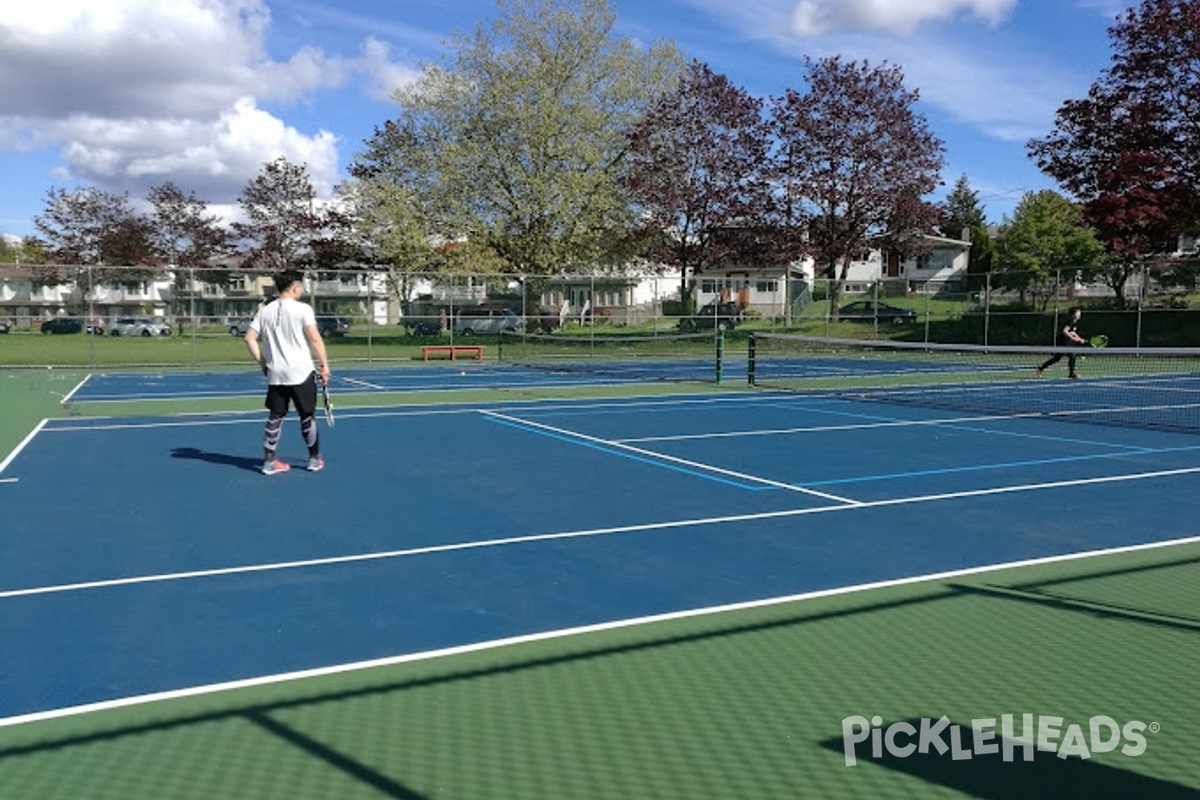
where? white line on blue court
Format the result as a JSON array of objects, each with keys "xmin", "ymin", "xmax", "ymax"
[
  {"xmin": 480, "ymin": 408, "xmax": 861, "ymax": 503},
  {"xmin": 0, "ymin": 419, "xmax": 48, "ymax": 474},
  {"xmin": 59, "ymin": 374, "xmax": 91, "ymax": 404},
  {"xmin": 3, "ymin": 464, "xmax": 1198, "ymax": 603},
  {"xmin": 4, "ymin": 531, "xmax": 1198, "ymax": 730},
  {"xmin": 340, "ymin": 377, "xmax": 387, "ymax": 390}
]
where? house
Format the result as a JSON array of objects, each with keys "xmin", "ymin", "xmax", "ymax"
[
  {"xmin": 0, "ymin": 264, "xmax": 174, "ymax": 326},
  {"xmin": 840, "ymin": 232, "xmax": 972, "ymax": 295}
]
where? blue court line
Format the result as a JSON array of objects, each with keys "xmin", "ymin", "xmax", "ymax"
[
  {"xmin": 799, "ymin": 443, "xmax": 1200, "ymax": 487},
  {"xmin": 484, "ymin": 415, "xmax": 768, "ymax": 491}
]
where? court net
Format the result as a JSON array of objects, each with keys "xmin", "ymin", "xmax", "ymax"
[
  {"xmin": 748, "ymin": 333, "xmax": 1200, "ymax": 432},
  {"xmin": 498, "ymin": 330, "xmax": 725, "ymax": 383}
]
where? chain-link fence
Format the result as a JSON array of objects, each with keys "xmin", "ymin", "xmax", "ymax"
[{"xmin": 1, "ymin": 263, "xmax": 1196, "ymax": 367}]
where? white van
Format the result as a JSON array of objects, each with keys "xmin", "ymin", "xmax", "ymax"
[{"xmin": 452, "ymin": 307, "xmax": 525, "ymax": 336}]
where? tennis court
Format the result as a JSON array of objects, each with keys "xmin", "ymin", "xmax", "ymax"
[{"xmin": 1, "ymin": 344, "xmax": 1199, "ymax": 799}]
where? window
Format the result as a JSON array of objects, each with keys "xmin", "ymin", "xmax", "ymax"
[
  {"xmin": 756, "ymin": 280, "xmax": 778, "ymax": 293},
  {"xmin": 700, "ymin": 279, "xmax": 718, "ymax": 294}
]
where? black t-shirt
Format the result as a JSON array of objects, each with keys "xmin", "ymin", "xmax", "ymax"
[{"xmin": 1060, "ymin": 317, "xmax": 1080, "ymax": 345}]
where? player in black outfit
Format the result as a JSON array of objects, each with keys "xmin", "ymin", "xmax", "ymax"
[{"xmin": 1037, "ymin": 307, "xmax": 1086, "ymax": 379}]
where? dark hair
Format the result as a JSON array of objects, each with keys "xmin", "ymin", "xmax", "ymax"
[{"xmin": 274, "ymin": 270, "xmax": 304, "ymax": 294}]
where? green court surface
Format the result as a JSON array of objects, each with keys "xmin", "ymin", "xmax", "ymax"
[{"xmin": 1, "ymin": 367, "xmax": 1198, "ymax": 799}]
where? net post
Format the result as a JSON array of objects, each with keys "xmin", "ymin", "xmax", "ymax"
[
  {"xmin": 715, "ymin": 329, "xmax": 725, "ymax": 383},
  {"xmin": 747, "ymin": 334, "xmax": 757, "ymax": 386}
]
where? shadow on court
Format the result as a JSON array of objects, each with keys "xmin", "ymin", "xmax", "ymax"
[{"xmin": 170, "ymin": 447, "xmax": 261, "ymax": 473}]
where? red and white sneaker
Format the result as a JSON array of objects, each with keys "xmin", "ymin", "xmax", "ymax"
[{"xmin": 262, "ymin": 459, "xmax": 291, "ymax": 476}]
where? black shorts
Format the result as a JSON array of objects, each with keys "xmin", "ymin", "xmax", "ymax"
[{"xmin": 265, "ymin": 372, "xmax": 318, "ymax": 417}]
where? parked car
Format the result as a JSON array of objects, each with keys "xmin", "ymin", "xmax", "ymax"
[
  {"xmin": 229, "ymin": 318, "xmax": 251, "ymax": 336},
  {"xmin": 452, "ymin": 306, "xmax": 524, "ymax": 336},
  {"xmin": 315, "ymin": 316, "xmax": 351, "ymax": 337},
  {"xmin": 410, "ymin": 319, "xmax": 443, "ymax": 336},
  {"xmin": 109, "ymin": 317, "xmax": 172, "ymax": 336},
  {"xmin": 0, "ymin": 320, "xmax": 10, "ymax": 334},
  {"xmin": 837, "ymin": 300, "xmax": 918, "ymax": 324},
  {"xmin": 85, "ymin": 318, "xmax": 106, "ymax": 334},
  {"xmin": 40, "ymin": 317, "xmax": 83, "ymax": 334},
  {"xmin": 678, "ymin": 301, "xmax": 742, "ymax": 332}
]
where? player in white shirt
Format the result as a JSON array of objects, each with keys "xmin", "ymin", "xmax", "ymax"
[{"xmin": 244, "ymin": 270, "xmax": 331, "ymax": 475}]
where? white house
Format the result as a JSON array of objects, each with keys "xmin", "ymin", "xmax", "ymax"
[{"xmin": 840, "ymin": 232, "xmax": 972, "ymax": 295}]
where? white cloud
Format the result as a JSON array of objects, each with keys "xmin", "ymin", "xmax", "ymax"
[
  {"xmin": 789, "ymin": 0, "xmax": 1018, "ymax": 36},
  {"xmin": 42, "ymin": 98, "xmax": 339, "ymax": 208},
  {"xmin": 0, "ymin": 0, "xmax": 413, "ymax": 215},
  {"xmin": 360, "ymin": 38, "xmax": 424, "ymax": 102}
]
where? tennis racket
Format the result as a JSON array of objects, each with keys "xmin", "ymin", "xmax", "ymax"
[
  {"xmin": 321, "ymin": 378, "xmax": 335, "ymax": 426},
  {"xmin": 1089, "ymin": 334, "xmax": 1109, "ymax": 348}
]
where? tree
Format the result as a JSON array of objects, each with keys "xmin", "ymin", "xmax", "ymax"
[
  {"xmin": 148, "ymin": 183, "xmax": 231, "ymax": 269},
  {"xmin": 942, "ymin": 174, "xmax": 994, "ymax": 276},
  {"xmin": 148, "ymin": 182, "xmax": 235, "ymax": 328},
  {"xmin": 33, "ymin": 186, "xmax": 156, "ymax": 287},
  {"xmin": 351, "ymin": 0, "xmax": 682, "ymax": 282},
  {"xmin": 234, "ymin": 157, "xmax": 337, "ymax": 272},
  {"xmin": 992, "ymin": 190, "xmax": 1105, "ymax": 309},
  {"xmin": 0, "ymin": 236, "xmax": 46, "ymax": 265},
  {"xmin": 769, "ymin": 56, "xmax": 945, "ymax": 316},
  {"xmin": 624, "ymin": 61, "xmax": 776, "ymax": 308},
  {"xmin": 1029, "ymin": 0, "xmax": 1200, "ymax": 305}
]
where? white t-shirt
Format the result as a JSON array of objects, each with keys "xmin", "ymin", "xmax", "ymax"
[{"xmin": 250, "ymin": 298, "xmax": 317, "ymax": 385}]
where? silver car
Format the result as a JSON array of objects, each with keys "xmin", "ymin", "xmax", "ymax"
[{"xmin": 109, "ymin": 317, "xmax": 172, "ymax": 337}]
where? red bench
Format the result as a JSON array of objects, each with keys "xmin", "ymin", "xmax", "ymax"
[{"xmin": 421, "ymin": 345, "xmax": 484, "ymax": 361}]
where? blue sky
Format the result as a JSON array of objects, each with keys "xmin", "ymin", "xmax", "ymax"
[{"xmin": 0, "ymin": 0, "xmax": 1134, "ymax": 241}]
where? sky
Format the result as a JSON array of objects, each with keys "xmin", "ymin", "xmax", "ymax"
[{"xmin": 0, "ymin": 0, "xmax": 1136, "ymax": 241}]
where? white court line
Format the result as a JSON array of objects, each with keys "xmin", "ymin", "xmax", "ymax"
[
  {"xmin": 4, "ymin": 531, "xmax": 1199, "ymax": 730},
  {"xmin": 34, "ymin": 392, "xmax": 780, "ymax": 432},
  {"xmin": 616, "ymin": 411, "xmax": 1057, "ymax": 443},
  {"xmin": 481, "ymin": 409, "xmax": 860, "ymax": 504},
  {"xmin": 340, "ymin": 377, "xmax": 387, "ymax": 390},
  {"xmin": 4, "ymin": 463, "xmax": 1198, "ymax": 603},
  {"xmin": 0, "ymin": 419, "xmax": 48, "ymax": 475},
  {"xmin": 59, "ymin": 373, "xmax": 92, "ymax": 404}
]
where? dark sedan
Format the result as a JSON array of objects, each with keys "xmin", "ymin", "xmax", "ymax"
[
  {"xmin": 679, "ymin": 301, "xmax": 742, "ymax": 332},
  {"xmin": 837, "ymin": 300, "xmax": 917, "ymax": 324},
  {"xmin": 40, "ymin": 317, "xmax": 84, "ymax": 334}
]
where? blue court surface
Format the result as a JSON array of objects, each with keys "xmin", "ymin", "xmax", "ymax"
[{"xmin": 2, "ymin": 378, "xmax": 1199, "ymax": 725}]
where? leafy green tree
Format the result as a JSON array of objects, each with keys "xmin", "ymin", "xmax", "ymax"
[
  {"xmin": 993, "ymin": 190, "xmax": 1104, "ymax": 309},
  {"xmin": 624, "ymin": 61, "xmax": 775, "ymax": 308},
  {"xmin": 769, "ymin": 56, "xmax": 945, "ymax": 316},
  {"xmin": 0, "ymin": 236, "xmax": 46, "ymax": 264},
  {"xmin": 351, "ymin": 0, "xmax": 682, "ymax": 280}
]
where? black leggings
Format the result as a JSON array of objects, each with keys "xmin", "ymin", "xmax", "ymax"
[{"xmin": 1039, "ymin": 352, "xmax": 1077, "ymax": 376}]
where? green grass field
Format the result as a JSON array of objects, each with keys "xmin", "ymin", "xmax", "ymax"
[{"xmin": 1, "ymin": 366, "xmax": 1198, "ymax": 799}]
